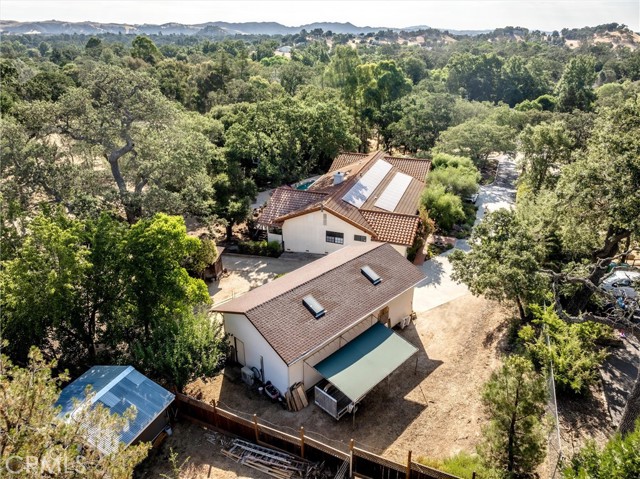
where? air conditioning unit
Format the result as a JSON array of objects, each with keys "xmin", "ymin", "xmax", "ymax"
[{"xmin": 241, "ymin": 366, "xmax": 254, "ymax": 386}]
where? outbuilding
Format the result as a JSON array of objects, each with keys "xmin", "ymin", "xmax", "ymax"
[
  {"xmin": 214, "ymin": 243, "xmax": 425, "ymax": 417},
  {"xmin": 56, "ymin": 366, "xmax": 175, "ymax": 454}
]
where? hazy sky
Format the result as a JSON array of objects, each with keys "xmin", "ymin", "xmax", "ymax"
[{"xmin": 2, "ymin": 1, "xmax": 639, "ymax": 32}]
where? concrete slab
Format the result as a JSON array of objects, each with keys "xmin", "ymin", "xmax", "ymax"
[{"xmin": 413, "ymin": 154, "xmax": 517, "ymax": 313}]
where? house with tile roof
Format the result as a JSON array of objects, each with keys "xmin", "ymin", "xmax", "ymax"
[
  {"xmin": 214, "ymin": 243, "xmax": 425, "ymax": 416},
  {"xmin": 257, "ymin": 151, "xmax": 430, "ymax": 256}
]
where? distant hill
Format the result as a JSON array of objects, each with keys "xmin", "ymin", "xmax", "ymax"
[{"xmin": 0, "ymin": 19, "xmax": 424, "ymax": 36}]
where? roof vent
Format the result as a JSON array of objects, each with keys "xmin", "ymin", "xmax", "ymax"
[
  {"xmin": 334, "ymin": 171, "xmax": 344, "ymax": 185},
  {"xmin": 361, "ymin": 266, "xmax": 382, "ymax": 285},
  {"xmin": 303, "ymin": 295, "xmax": 326, "ymax": 319}
]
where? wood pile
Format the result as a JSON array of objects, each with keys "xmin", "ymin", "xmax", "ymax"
[
  {"xmin": 221, "ymin": 439, "xmax": 317, "ymax": 478},
  {"xmin": 285, "ymin": 382, "xmax": 309, "ymax": 412}
]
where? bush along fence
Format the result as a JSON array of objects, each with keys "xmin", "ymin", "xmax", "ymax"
[{"xmin": 174, "ymin": 392, "xmax": 462, "ymax": 479}]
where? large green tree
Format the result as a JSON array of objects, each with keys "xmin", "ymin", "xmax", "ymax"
[
  {"xmin": 389, "ymin": 91, "xmax": 456, "ymax": 153},
  {"xmin": 435, "ymin": 117, "xmax": 516, "ymax": 165},
  {"xmin": 450, "ymin": 209, "xmax": 547, "ymax": 320},
  {"xmin": 0, "ymin": 212, "xmax": 224, "ymax": 389},
  {"xmin": 555, "ymin": 55, "xmax": 597, "ymax": 112},
  {"xmin": 479, "ymin": 356, "xmax": 547, "ymax": 477},
  {"xmin": 518, "ymin": 121, "xmax": 574, "ymax": 193},
  {"xmin": 6, "ymin": 66, "xmax": 225, "ymax": 224}
]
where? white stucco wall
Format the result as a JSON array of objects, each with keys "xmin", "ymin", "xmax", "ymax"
[
  {"xmin": 267, "ymin": 231, "xmax": 283, "ymax": 243},
  {"xmin": 389, "ymin": 243, "xmax": 408, "ymax": 256},
  {"xmin": 223, "ymin": 289, "xmax": 416, "ymax": 394},
  {"xmin": 222, "ymin": 313, "xmax": 289, "ymax": 394},
  {"xmin": 281, "ymin": 210, "xmax": 371, "ymax": 255},
  {"xmin": 385, "ymin": 288, "xmax": 414, "ymax": 327}
]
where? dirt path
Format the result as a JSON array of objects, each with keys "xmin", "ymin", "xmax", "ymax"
[{"xmin": 186, "ymin": 294, "xmax": 512, "ymax": 464}]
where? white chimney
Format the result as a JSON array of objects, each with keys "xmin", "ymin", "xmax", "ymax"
[{"xmin": 334, "ymin": 171, "xmax": 344, "ymax": 185}]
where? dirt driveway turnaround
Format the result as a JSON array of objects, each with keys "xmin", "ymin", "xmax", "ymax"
[
  {"xmin": 187, "ymin": 294, "xmax": 512, "ymax": 463},
  {"xmin": 209, "ymin": 252, "xmax": 321, "ymax": 304}
]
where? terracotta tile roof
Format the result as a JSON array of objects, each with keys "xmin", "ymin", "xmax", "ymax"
[
  {"xmin": 309, "ymin": 159, "xmax": 372, "ymax": 192},
  {"xmin": 327, "ymin": 152, "xmax": 372, "ymax": 172},
  {"xmin": 257, "ymin": 187, "xmax": 327, "ymax": 226},
  {"xmin": 216, "ymin": 243, "xmax": 425, "ymax": 364},
  {"xmin": 384, "ymin": 156, "xmax": 432, "ymax": 182},
  {"xmin": 361, "ymin": 211, "xmax": 420, "ymax": 246},
  {"xmin": 260, "ymin": 151, "xmax": 427, "ymax": 246}
]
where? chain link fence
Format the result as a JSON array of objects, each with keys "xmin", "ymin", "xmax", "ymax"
[{"xmin": 544, "ymin": 326, "xmax": 563, "ymax": 479}]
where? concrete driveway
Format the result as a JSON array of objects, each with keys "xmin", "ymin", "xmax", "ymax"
[{"xmin": 413, "ymin": 154, "xmax": 518, "ymax": 313}]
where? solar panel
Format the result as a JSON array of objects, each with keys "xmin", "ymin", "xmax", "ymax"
[
  {"xmin": 303, "ymin": 295, "xmax": 326, "ymax": 319},
  {"xmin": 374, "ymin": 172, "xmax": 413, "ymax": 212},
  {"xmin": 342, "ymin": 160, "xmax": 392, "ymax": 207},
  {"xmin": 361, "ymin": 266, "xmax": 382, "ymax": 285}
]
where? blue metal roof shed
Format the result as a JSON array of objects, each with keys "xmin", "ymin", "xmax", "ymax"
[{"xmin": 56, "ymin": 366, "xmax": 175, "ymax": 455}]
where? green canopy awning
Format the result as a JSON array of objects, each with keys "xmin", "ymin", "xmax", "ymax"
[{"xmin": 313, "ymin": 322, "xmax": 418, "ymax": 403}]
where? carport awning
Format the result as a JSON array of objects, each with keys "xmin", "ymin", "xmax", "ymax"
[{"xmin": 313, "ymin": 323, "xmax": 418, "ymax": 403}]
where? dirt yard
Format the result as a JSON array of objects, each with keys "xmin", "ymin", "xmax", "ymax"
[
  {"xmin": 187, "ymin": 294, "xmax": 512, "ymax": 464},
  {"xmin": 137, "ymin": 423, "xmax": 271, "ymax": 479}
]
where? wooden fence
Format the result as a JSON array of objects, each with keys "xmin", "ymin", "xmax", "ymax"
[{"xmin": 174, "ymin": 393, "xmax": 462, "ymax": 479}]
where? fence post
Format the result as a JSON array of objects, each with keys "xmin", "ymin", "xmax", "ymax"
[
  {"xmin": 349, "ymin": 438, "xmax": 354, "ymax": 478},
  {"xmin": 253, "ymin": 414, "xmax": 260, "ymax": 443},
  {"xmin": 406, "ymin": 450, "xmax": 412, "ymax": 479},
  {"xmin": 300, "ymin": 427, "xmax": 305, "ymax": 458},
  {"xmin": 472, "ymin": 472, "xmax": 476, "ymax": 479},
  {"xmin": 212, "ymin": 399, "xmax": 219, "ymax": 428}
]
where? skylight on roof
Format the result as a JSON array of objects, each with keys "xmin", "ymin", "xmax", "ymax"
[
  {"xmin": 361, "ymin": 266, "xmax": 382, "ymax": 285},
  {"xmin": 303, "ymin": 295, "xmax": 326, "ymax": 319}
]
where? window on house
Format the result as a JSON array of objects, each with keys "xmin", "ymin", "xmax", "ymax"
[
  {"xmin": 326, "ymin": 231, "xmax": 344, "ymax": 244},
  {"xmin": 354, "ymin": 234, "xmax": 367, "ymax": 242},
  {"xmin": 323, "ymin": 213, "xmax": 327, "ymax": 226}
]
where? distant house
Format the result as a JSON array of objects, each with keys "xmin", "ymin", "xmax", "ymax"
[
  {"xmin": 56, "ymin": 366, "xmax": 175, "ymax": 454},
  {"xmin": 258, "ymin": 151, "xmax": 430, "ymax": 256},
  {"xmin": 214, "ymin": 243, "xmax": 424, "ymax": 414}
]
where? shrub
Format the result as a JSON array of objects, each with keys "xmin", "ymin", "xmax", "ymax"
[
  {"xmin": 419, "ymin": 452, "xmax": 500, "ymax": 479},
  {"xmin": 238, "ymin": 240, "xmax": 282, "ymax": 257},
  {"xmin": 519, "ymin": 305, "xmax": 610, "ymax": 394},
  {"xmin": 429, "ymin": 167, "xmax": 479, "ymax": 198},
  {"xmin": 432, "ymin": 152, "xmax": 476, "ymax": 170},
  {"xmin": 184, "ymin": 238, "xmax": 218, "ymax": 278},
  {"xmin": 421, "ymin": 184, "xmax": 466, "ymax": 232},
  {"xmin": 563, "ymin": 420, "xmax": 640, "ymax": 479}
]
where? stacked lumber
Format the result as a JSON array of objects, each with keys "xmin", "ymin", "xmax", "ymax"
[
  {"xmin": 221, "ymin": 439, "xmax": 315, "ymax": 478},
  {"xmin": 285, "ymin": 382, "xmax": 309, "ymax": 412}
]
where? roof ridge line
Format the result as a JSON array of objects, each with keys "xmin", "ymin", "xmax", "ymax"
[
  {"xmin": 321, "ymin": 203, "xmax": 376, "ymax": 236},
  {"xmin": 245, "ymin": 243, "xmax": 386, "ymax": 314},
  {"xmin": 384, "ymin": 155, "xmax": 430, "ymax": 162},
  {"xmin": 89, "ymin": 366, "xmax": 133, "ymax": 406},
  {"xmin": 278, "ymin": 187, "xmax": 327, "ymax": 196},
  {"xmin": 360, "ymin": 209, "xmax": 422, "ymax": 219}
]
